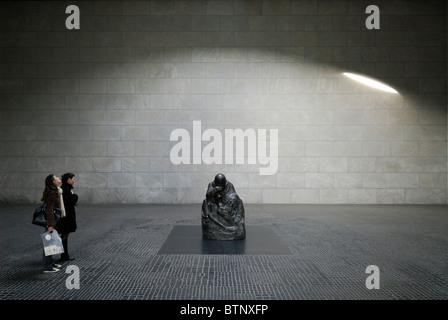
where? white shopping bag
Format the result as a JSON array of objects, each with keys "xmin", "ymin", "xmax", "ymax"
[{"xmin": 41, "ymin": 231, "xmax": 64, "ymax": 256}]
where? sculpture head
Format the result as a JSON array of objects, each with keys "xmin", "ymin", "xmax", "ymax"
[{"xmin": 214, "ymin": 173, "xmax": 227, "ymax": 191}]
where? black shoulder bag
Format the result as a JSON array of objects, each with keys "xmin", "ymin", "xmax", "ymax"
[{"xmin": 32, "ymin": 203, "xmax": 62, "ymax": 227}]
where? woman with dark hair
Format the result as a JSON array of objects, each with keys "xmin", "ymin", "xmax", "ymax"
[
  {"xmin": 58, "ymin": 172, "xmax": 78, "ymax": 262},
  {"xmin": 41, "ymin": 174, "xmax": 64, "ymax": 273}
]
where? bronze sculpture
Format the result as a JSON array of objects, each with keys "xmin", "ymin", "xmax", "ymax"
[{"xmin": 201, "ymin": 173, "xmax": 246, "ymax": 240}]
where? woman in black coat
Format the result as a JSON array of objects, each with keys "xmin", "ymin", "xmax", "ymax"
[{"xmin": 58, "ymin": 172, "xmax": 78, "ymax": 262}]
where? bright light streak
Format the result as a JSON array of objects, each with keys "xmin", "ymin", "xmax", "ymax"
[{"xmin": 343, "ymin": 72, "xmax": 398, "ymax": 94}]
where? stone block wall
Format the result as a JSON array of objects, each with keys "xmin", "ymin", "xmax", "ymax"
[{"xmin": 0, "ymin": 0, "xmax": 446, "ymax": 204}]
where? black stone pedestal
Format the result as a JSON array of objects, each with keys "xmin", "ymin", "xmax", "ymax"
[{"xmin": 158, "ymin": 225, "xmax": 291, "ymax": 255}]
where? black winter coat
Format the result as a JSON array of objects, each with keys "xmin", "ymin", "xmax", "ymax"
[{"xmin": 58, "ymin": 183, "xmax": 78, "ymax": 234}]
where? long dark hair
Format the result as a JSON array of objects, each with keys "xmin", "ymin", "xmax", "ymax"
[{"xmin": 41, "ymin": 174, "xmax": 58, "ymax": 201}]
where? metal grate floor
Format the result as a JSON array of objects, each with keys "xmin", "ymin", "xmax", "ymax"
[{"xmin": 1, "ymin": 204, "xmax": 447, "ymax": 300}]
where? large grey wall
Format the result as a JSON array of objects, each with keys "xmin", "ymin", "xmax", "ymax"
[{"xmin": 0, "ymin": 0, "xmax": 446, "ymax": 204}]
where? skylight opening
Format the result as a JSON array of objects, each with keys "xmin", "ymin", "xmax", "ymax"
[{"xmin": 343, "ymin": 72, "xmax": 398, "ymax": 94}]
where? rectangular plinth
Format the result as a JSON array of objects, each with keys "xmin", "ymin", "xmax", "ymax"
[{"xmin": 158, "ymin": 225, "xmax": 291, "ymax": 255}]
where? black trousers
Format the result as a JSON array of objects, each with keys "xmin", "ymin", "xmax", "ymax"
[{"xmin": 61, "ymin": 233, "xmax": 70, "ymax": 259}]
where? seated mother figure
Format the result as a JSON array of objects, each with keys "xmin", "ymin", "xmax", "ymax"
[{"xmin": 201, "ymin": 173, "xmax": 246, "ymax": 241}]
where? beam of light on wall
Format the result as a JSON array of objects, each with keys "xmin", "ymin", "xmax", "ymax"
[{"xmin": 343, "ymin": 72, "xmax": 398, "ymax": 94}]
